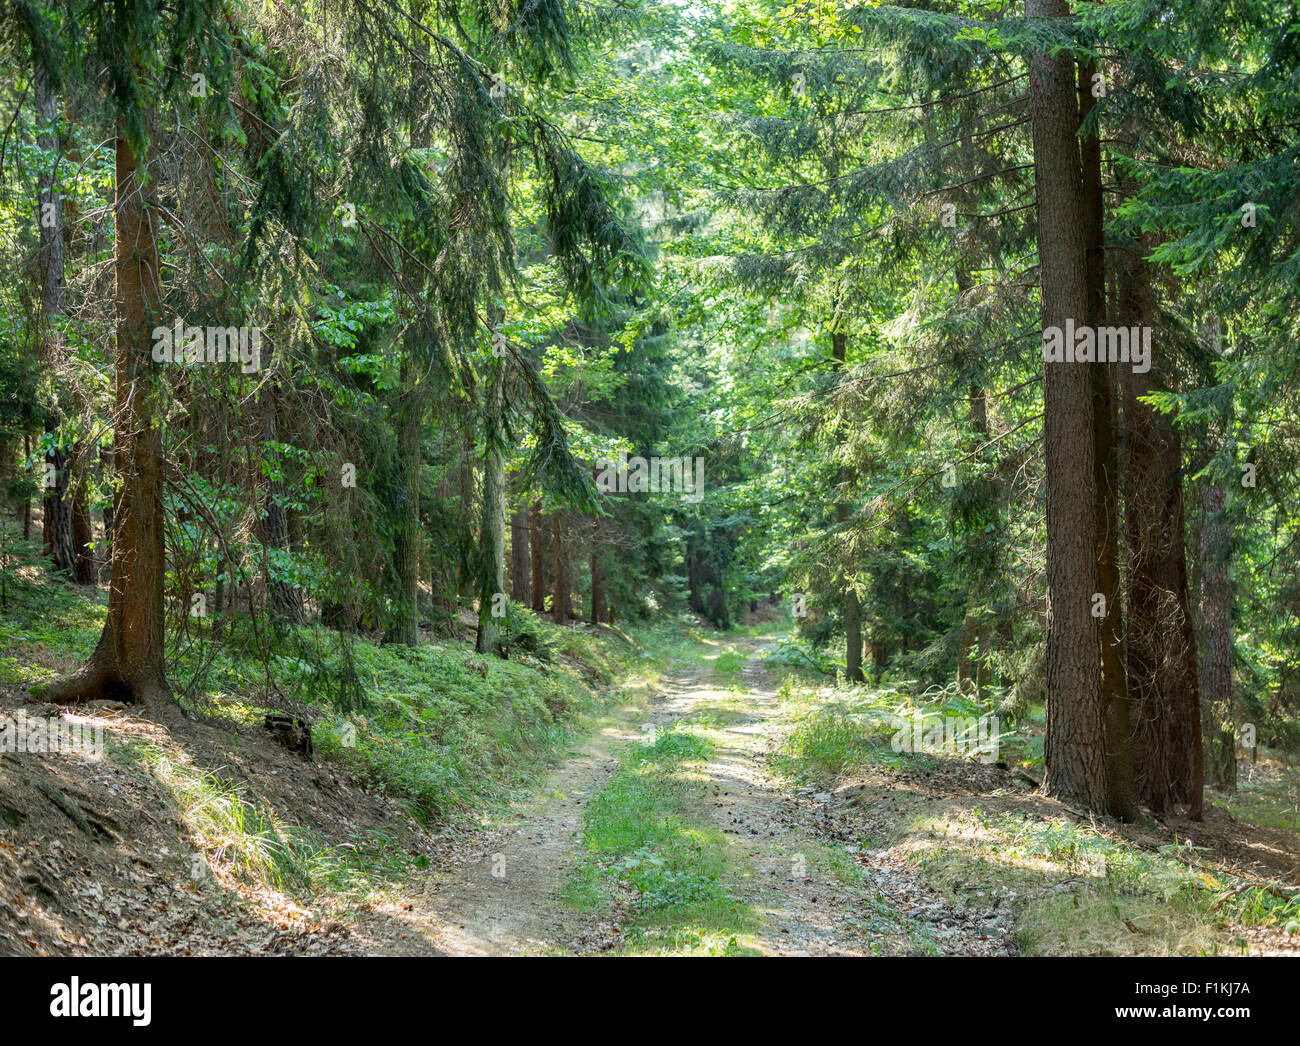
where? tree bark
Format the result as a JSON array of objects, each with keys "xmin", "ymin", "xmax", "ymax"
[
  {"xmin": 954, "ymin": 262, "xmax": 992, "ymax": 702},
  {"xmin": 1028, "ymin": 0, "xmax": 1108, "ymax": 810},
  {"xmin": 552, "ymin": 511, "xmax": 569, "ymax": 625},
  {"xmin": 42, "ymin": 431, "xmax": 76, "ymax": 575},
  {"xmin": 590, "ymin": 516, "xmax": 604, "ymax": 624},
  {"xmin": 530, "ymin": 500, "xmax": 545, "ymax": 612},
  {"xmin": 510, "ymin": 502, "xmax": 529, "ymax": 603},
  {"xmin": 1121, "ymin": 249, "xmax": 1203, "ymax": 818},
  {"xmin": 1199, "ymin": 483, "xmax": 1235, "ymax": 789},
  {"xmin": 71, "ymin": 466, "xmax": 95, "ymax": 584},
  {"xmin": 33, "ymin": 55, "xmax": 78, "ymax": 578},
  {"xmin": 830, "ymin": 328, "xmax": 865, "ymax": 682},
  {"xmin": 844, "ymin": 585, "xmax": 863, "ymax": 682},
  {"xmin": 1080, "ymin": 57, "xmax": 1139, "ymax": 821},
  {"xmin": 22, "ymin": 435, "xmax": 32, "ymax": 540},
  {"xmin": 476, "ymin": 361, "xmax": 506, "ymax": 655},
  {"xmin": 389, "ymin": 390, "xmax": 425, "ymax": 643},
  {"xmin": 48, "ymin": 130, "xmax": 168, "ymax": 711},
  {"xmin": 260, "ymin": 360, "xmax": 301, "ymax": 623}
]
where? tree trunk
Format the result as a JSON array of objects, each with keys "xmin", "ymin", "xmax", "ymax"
[
  {"xmin": 953, "ymin": 259, "xmax": 993, "ymax": 702},
  {"xmin": 1094, "ymin": 360, "xmax": 1137, "ymax": 819},
  {"xmin": 844, "ymin": 586, "xmax": 863, "ymax": 682},
  {"xmin": 1028, "ymin": 0, "xmax": 1108, "ymax": 810},
  {"xmin": 1121, "ymin": 249, "xmax": 1203, "ymax": 818},
  {"xmin": 387, "ymin": 352, "xmax": 427, "ymax": 646},
  {"xmin": 687, "ymin": 544, "xmax": 701, "ymax": 615},
  {"xmin": 260, "ymin": 363, "xmax": 301, "ymax": 623},
  {"xmin": 590, "ymin": 516, "xmax": 604, "ymax": 624},
  {"xmin": 1199, "ymin": 483, "xmax": 1235, "ymax": 789},
  {"xmin": 1080, "ymin": 58, "xmax": 1138, "ymax": 821},
  {"xmin": 957, "ymin": 613, "xmax": 979, "ymax": 698},
  {"xmin": 510, "ymin": 502, "xmax": 530, "ymax": 603},
  {"xmin": 34, "ymin": 57, "xmax": 77, "ymax": 577},
  {"xmin": 22, "ymin": 435, "xmax": 32, "ymax": 539},
  {"xmin": 71, "ymin": 467, "xmax": 95, "ymax": 584},
  {"xmin": 830, "ymin": 328, "xmax": 865, "ymax": 682},
  {"xmin": 48, "ymin": 131, "xmax": 167, "ymax": 711},
  {"xmin": 42, "ymin": 431, "xmax": 76, "ymax": 575},
  {"xmin": 476, "ymin": 361, "xmax": 506, "ymax": 655},
  {"xmin": 530, "ymin": 500, "xmax": 545, "ymax": 612},
  {"xmin": 552, "ymin": 511, "xmax": 569, "ymax": 625}
]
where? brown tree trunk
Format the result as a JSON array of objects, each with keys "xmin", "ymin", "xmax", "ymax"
[
  {"xmin": 49, "ymin": 131, "xmax": 168, "ymax": 711},
  {"xmin": 590, "ymin": 516, "xmax": 604, "ymax": 624},
  {"xmin": 1080, "ymin": 58, "xmax": 1139, "ymax": 821},
  {"xmin": 457, "ymin": 428, "xmax": 476, "ymax": 599},
  {"xmin": 1094, "ymin": 361, "xmax": 1137, "ymax": 820},
  {"xmin": 687, "ymin": 546, "xmax": 701, "ymax": 614},
  {"xmin": 510, "ymin": 503, "xmax": 529, "ymax": 603},
  {"xmin": 953, "ymin": 258, "xmax": 994, "ymax": 701},
  {"xmin": 34, "ymin": 57, "xmax": 78, "ymax": 578},
  {"xmin": 1028, "ymin": 0, "xmax": 1108, "ymax": 810},
  {"xmin": 1199, "ymin": 483, "xmax": 1235, "ymax": 789},
  {"xmin": 830, "ymin": 328, "xmax": 865, "ymax": 682},
  {"xmin": 260, "ymin": 362, "xmax": 302, "ymax": 623},
  {"xmin": 530, "ymin": 500, "xmax": 545, "ymax": 612},
  {"xmin": 1121, "ymin": 250, "xmax": 1203, "ymax": 818},
  {"xmin": 844, "ymin": 586, "xmax": 863, "ymax": 682},
  {"xmin": 387, "ymin": 349, "xmax": 428, "ymax": 646},
  {"xmin": 42, "ymin": 432, "xmax": 76, "ymax": 575},
  {"xmin": 976, "ymin": 622, "xmax": 992, "ymax": 693},
  {"xmin": 22, "ymin": 435, "xmax": 32, "ymax": 539},
  {"xmin": 476, "ymin": 360, "xmax": 506, "ymax": 655},
  {"xmin": 552, "ymin": 511, "xmax": 569, "ymax": 625},
  {"xmin": 71, "ymin": 467, "xmax": 95, "ymax": 585},
  {"xmin": 957, "ymin": 613, "xmax": 979, "ymax": 698}
]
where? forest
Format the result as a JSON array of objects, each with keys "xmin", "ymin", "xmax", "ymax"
[{"xmin": 0, "ymin": 0, "xmax": 1298, "ymax": 979}]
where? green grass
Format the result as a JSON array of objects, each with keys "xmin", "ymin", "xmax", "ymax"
[
  {"xmin": 109, "ymin": 735, "xmax": 411, "ymax": 902},
  {"xmin": 1212, "ymin": 765, "xmax": 1300, "ymax": 832},
  {"xmin": 711, "ymin": 647, "xmax": 746, "ymax": 682},
  {"xmin": 765, "ymin": 659, "xmax": 1300, "ymax": 955},
  {"xmin": 304, "ymin": 631, "xmax": 610, "ymax": 824},
  {"xmin": 767, "ymin": 672, "xmax": 1040, "ymax": 784},
  {"xmin": 0, "ymin": 560, "xmax": 107, "ymax": 686},
  {"xmin": 564, "ymin": 722, "xmax": 761, "ymax": 955},
  {"xmin": 899, "ymin": 808, "xmax": 1300, "ymax": 955}
]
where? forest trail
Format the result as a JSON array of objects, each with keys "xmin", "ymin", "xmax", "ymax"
[
  {"xmin": 352, "ymin": 636, "xmax": 1016, "ymax": 956},
  {"xmin": 350, "ymin": 694, "xmax": 645, "ymax": 955}
]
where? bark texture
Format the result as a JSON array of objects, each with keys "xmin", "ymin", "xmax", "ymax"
[{"xmin": 1028, "ymin": 0, "xmax": 1108, "ymax": 809}]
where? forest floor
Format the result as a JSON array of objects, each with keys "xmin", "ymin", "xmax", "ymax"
[{"xmin": 3, "ymin": 616, "xmax": 1299, "ymax": 956}]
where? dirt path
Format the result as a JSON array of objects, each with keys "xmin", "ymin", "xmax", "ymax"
[
  {"xmin": 351, "ymin": 689, "xmax": 691, "ymax": 955},
  {"xmin": 652, "ymin": 645, "xmax": 1013, "ymax": 955},
  {"xmin": 353, "ymin": 638, "xmax": 1015, "ymax": 956}
]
